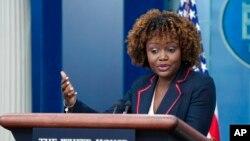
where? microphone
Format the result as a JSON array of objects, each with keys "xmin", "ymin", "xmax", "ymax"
[
  {"xmin": 123, "ymin": 100, "xmax": 131, "ymax": 114},
  {"xmin": 113, "ymin": 101, "xmax": 122, "ymax": 114}
]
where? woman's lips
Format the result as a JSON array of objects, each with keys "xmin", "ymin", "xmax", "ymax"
[{"xmin": 157, "ymin": 64, "xmax": 170, "ymax": 71}]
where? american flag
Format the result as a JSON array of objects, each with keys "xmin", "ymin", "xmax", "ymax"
[{"xmin": 177, "ymin": 0, "xmax": 220, "ymax": 141}]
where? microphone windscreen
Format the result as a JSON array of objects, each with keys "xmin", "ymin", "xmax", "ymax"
[
  {"xmin": 123, "ymin": 100, "xmax": 132, "ymax": 114},
  {"xmin": 113, "ymin": 101, "xmax": 123, "ymax": 114}
]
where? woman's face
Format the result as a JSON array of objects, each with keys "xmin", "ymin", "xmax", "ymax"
[{"xmin": 146, "ymin": 36, "xmax": 181, "ymax": 80}]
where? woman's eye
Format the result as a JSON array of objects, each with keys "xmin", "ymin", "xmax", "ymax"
[
  {"xmin": 151, "ymin": 48, "xmax": 158, "ymax": 54},
  {"xmin": 168, "ymin": 47, "xmax": 176, "ymax": 53}
]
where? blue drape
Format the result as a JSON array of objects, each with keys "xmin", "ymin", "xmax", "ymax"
[{"xmin": 31, "ymin": 0, "xmax": 62, "ymax": 112}]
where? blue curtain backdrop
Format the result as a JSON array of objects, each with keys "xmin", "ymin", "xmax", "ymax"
[{"xmin": 31, "ymin": 0, "xmax": 62, "ymax": 112}]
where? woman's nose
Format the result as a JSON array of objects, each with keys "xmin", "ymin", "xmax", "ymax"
[{"xmin": 159, "ymin": 51, "xmax": 168, "ymax": 60}]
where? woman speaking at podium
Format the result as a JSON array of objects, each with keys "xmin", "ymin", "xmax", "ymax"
[{"xmin": 60, "ymin": 9, "xmax": 216, "ymax": 136}]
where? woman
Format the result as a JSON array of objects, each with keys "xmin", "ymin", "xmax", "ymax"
[{"xmin": 61, "ymin": 9, "xmax": 216, "ymax": 136}]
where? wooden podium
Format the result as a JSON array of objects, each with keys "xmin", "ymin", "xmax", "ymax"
[{"xmin": 0, "ymin": 113, "xmax": 210, "ymax": 141}]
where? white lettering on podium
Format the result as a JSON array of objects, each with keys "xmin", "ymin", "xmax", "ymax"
[
  {"xmin": 60, "ymin": 139, "xmax": 92, "ymax": 141},
  {"xmin": 38, "ymin": 138, "xmax": 57, "ymax": 141},
  {"xmin": 95, "ymin": 139, "xmax": 127, "ymax": 141}
]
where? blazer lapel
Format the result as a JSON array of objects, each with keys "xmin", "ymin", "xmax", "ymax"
[
  {"xmin": 155, "ymin": 83, "xmax": 182, "ymax": 114},
  {"xmin": 136, "ymin": 75, "xmax": 157, "ymax": 114},
  {"xmin": 156, "ymin": 65, "xmax": 190, "ymax": 114},
  {"xmin": 136, "ymin": 65, "xmax": 190, "ymax": 114}
]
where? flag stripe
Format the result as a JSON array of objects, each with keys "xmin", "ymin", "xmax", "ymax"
[{"xmin": 209, "ymin": 114, "xmax": 220, "ymax": 140}]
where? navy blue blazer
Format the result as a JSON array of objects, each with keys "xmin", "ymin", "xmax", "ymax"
[{"xmin": 70, "ymin": 65, "xmax": 216, "ymax": 136}]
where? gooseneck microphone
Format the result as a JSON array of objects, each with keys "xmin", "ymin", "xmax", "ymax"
[
  {"xmin": 123, "ymin": 100, "xmax": 131, "ymax": 114},
  {"xmin": 113, "ymin": 101, "xmax": 122, "ymax": 114}
]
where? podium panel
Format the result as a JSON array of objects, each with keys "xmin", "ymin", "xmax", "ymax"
[
  {"xmin": 0, "ymin": 113, "xmax": 210, "ymax": 141},
  {"xmin": 33, "ymin": 128, "xmax": 135, "ymax": 141}
]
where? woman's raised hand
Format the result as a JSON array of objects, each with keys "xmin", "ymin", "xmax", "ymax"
[{"xmin": 60, "ymin": 71, "xmax": 77, "ymax": 107}]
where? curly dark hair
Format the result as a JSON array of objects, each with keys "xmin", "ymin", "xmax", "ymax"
[{"xmin": 126, "ymin": 9, "xmax": 201, "ymax": 68}]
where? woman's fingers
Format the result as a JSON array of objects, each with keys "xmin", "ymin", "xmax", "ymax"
[
  {"xmin": 61, "ymin": 71, "xmax": 69, "ymax": 84},
  {"xmin": 60, "ymin": 71, "xmax": 77, "ymax": 103},
  {"xmin": 61, "ymin": 79, "xmax": 69, "ymax": 91},
  {"xmin": 61, "ymin": 71, "xmax": 71, "ymax": 92},
  {"xmin": 60, "ymin": 71, "xmax": 67, "ymax": 79}
]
